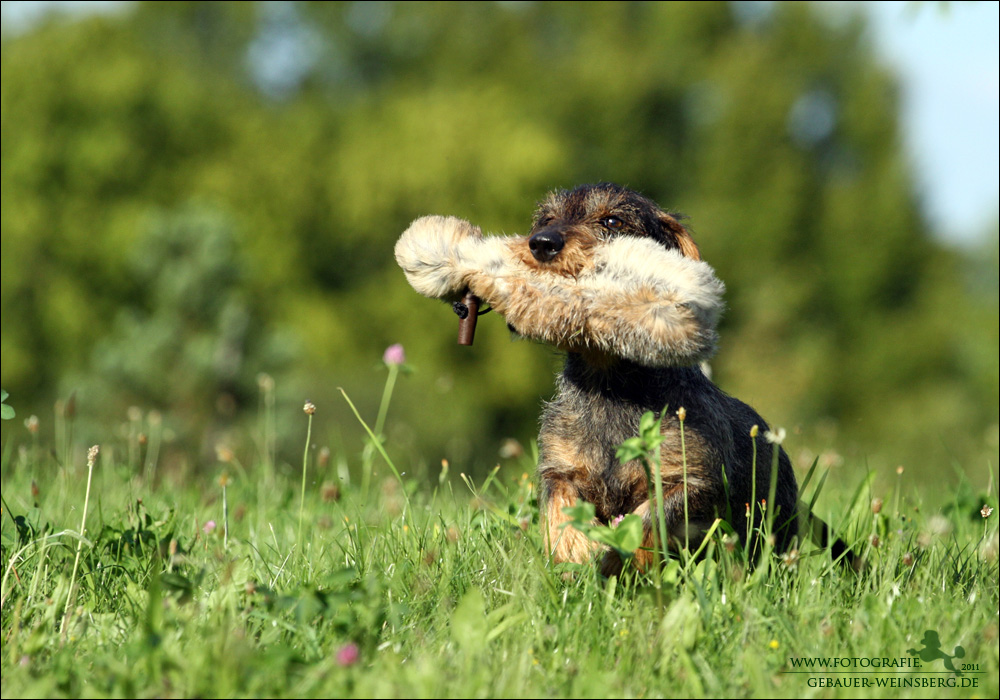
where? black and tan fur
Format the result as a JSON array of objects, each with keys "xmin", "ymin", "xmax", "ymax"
[{"xmin": 396, "ymin": 183, "xmax": 799, "ymax": 576}]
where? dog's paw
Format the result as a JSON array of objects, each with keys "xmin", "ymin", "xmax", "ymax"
[
  {"xmin": 396, "ymin": 215, "xmax": 503, "ymax": 301},
  {"xmin": 598, "ymin": 542, "xmax": 656, "ymax": 579},
  {"xmin": 598, "ymin": 550, "xmax": 625, "ymax": 579}
]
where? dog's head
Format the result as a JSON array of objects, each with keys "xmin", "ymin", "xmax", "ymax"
[{"xmin": 521, "ymin": 183, "xmax": 701, "ymax": 275}]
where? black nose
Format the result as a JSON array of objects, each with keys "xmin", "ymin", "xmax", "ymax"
[{"xmin": 529, "ymin": 229, "xmax": 565, "ymax": 262}]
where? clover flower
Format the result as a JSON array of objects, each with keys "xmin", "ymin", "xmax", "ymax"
[{"xmin": 383, "ymin": 343, "xmax": 406, "ymax": 366}]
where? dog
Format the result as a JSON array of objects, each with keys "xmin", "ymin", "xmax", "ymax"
[{"xmin": 395, "ymin": 182, "xmax": 801, "ymax": 576}]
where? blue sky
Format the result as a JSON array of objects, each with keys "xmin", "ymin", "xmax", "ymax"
[
  {"xmin": 859, "ymin": 1, "xmax": 999, "ymax": 243},
  {"xmin": 3, "ymin": 1, "xmax": 998, "ymax": 245}
]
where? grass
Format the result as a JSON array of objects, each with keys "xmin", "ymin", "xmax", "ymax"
[{"xmin": 1, "ymin": 379, "xmax": 998, "ymax": 698}]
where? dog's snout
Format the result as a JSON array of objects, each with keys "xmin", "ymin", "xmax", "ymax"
[{"xmin": 529, "ymin": 229, "xmax": 565, "ymax": 262}]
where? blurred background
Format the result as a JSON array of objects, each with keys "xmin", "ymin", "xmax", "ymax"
[{"xmin": 1, "ymin": 1, "xmax": 997, "ymax": 496}]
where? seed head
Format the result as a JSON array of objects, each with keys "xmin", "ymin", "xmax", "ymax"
[
  {"xmin": 982, "ymin": 505, "xmax": 994, "ymax": 519},
  {"xmin": 86, "ymin": 445, "xmax": 99, "ymax": 469},
  {"xmin": 499, "ymin": 438, "xmax": 524, "ymax": 459},
  {"xmin": 676, "ymin": 406, "xmax": 687, "ymax": 422},
  {"xmin": 321, "ymin": 481, "xmax": 341, "ymax": 503},
  {"xmin": 749, "ymin": 425, "xmax": 759, "ymax": 438},
  {"xmin": 871, "ymin": 498, "xmax": 883, "ymax": 515},
  {"xmin": 764, "ymin": 427, "xmax": 786, "ymax": 445},
  {"xmin": 257, "ymin": 373, "xmax": 275, "ymax": 392},
  {"xmin": 781, "ymin": 548, "xmax": 799, "ymax": 570},
  {"xmin": 927, "ymin": 515, "xmax": 952, "ymax": 537},
  {"xmin": 303, "ymin": 401, "xmax": 316, "ymax": 415}
]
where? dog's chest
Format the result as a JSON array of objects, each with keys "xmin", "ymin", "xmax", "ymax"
[{"xmin": 539, "ymin": 382, "xmax": 659, "ymax": 521}]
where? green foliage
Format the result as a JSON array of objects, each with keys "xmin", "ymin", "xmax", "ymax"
[
  {"xmin": 616, "ymin": 410, "xmax": 668, "ymax": 468},
  {"xmin": 70, "ymin": 206, "xmax": 298, "ymax": 453},
  {"xmin": 1, "ymin": 2, "xmax": 996, "ymax": 481},
  {"xmin": 0, "ymin": 390, "xmax": 12, "ymax": 420},
  {"xmin": 561, "ymin": 500, "xmax": 645, "ymax": 564},
  {"xmin": 614, "ymin": 408, "xmax": 675, "ymax": 579}
]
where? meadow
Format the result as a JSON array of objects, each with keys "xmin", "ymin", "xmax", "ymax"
[
  {"xmin": 2, "ymin": 4, "xmax": 997, "ymax": 697},
  {"xmin": 1, "ymin": 378, "xmax": 997, "ymax": 699}
]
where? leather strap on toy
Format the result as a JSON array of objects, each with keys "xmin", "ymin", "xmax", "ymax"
[{"xmin": 454, "ymin": 290, "xmax": 482, "ymax": 345}]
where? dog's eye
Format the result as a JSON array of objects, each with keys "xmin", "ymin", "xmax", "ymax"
[{"xmin": 600, "ymin": 216, "xmax": 624, "ymax": 230}]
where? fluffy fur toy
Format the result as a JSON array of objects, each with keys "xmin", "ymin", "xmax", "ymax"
[{"xmin": 395, "ymin": 214, "xmax": 724, "ymax": 367}]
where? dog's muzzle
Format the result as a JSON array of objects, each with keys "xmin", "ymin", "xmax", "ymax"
[{"xmin": 528, "ymin": 229, "xmax": 564, "ymax": 263}]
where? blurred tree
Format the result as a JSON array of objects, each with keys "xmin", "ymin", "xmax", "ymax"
[
  {"xmin": 1, "ymin": 1, "xmax": 996, "ymax": 480},
  {"xmin": 72, "ymin": 206, "xmax": 297, "ymax": 456},
  {"xmin": 1, "ymin": 14, "xmax": 260, "ymax": 396}
]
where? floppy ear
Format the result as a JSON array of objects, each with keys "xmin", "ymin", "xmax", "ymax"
[{"xmin": 658, "ymin": 212, "xmax": 701, "ymax": 261}]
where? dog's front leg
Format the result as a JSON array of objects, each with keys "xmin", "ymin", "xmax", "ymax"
[
  {"xmin": 598, "ymin": 501, "xmax": 653, "ymax": 578},
  {"xmin": 598, "ymin": 481, "xmax": 718, "ymax": 577},
  {"xmin": 540, "ymin": 478, "xmax": 604, "ymax": 565}
]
